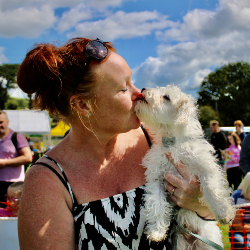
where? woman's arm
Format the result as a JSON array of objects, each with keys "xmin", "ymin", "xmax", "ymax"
[
  {"xmin": 0, "ymin": 146, "xmax": 32, "ymax": 168},
  {"xmin": 18, "ymin": 165, "xmax": 75, "ymax": 250}
]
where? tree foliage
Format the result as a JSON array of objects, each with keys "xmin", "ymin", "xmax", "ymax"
[
  {"xmin": 197, "ymin": 62, "xmax": 250, "ymax": 126},
  {"xmin": 4, "ymin": 97, "xmax": 29, "ymax": 110},
  {"xmin": 0, "ymin": 64, "xmax": 20, "ymax": 109},
  {"xmin": 199, "ymin": 105, "xmax": 219, "ymax": 128}
]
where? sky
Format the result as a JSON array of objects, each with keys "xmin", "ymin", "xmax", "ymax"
[{"xmin": 1, "ymin": 0, "xmax": 250, "ymax": 98}]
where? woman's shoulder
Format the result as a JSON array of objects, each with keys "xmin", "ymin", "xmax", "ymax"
[
  {"xmin": 23, "ymin": 158, "xmax": 73, "ymax": 209},
  {"xmin": 121, "ymin": 125, "xmax": 152, "ymax": 147},
  {"xmin": 24, "ymin": 156, "xmax": 68, "ymax": 196}
]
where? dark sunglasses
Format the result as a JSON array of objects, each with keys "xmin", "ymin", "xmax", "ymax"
[
  {"xmin": 74, "ymin": 38, "xmax": 109, "ymax": 90},
  {"xmin": 84, "ymin": 38, "xmax": 109, "ymax": 61}
]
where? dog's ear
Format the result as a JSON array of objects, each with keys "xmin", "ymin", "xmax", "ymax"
[{"xmin": 174, "ymin": 100, "xmax": 194, "ymax": 125}]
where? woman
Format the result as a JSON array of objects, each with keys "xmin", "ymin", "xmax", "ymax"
[
  {"xmin": 17, "ymin": 38, "xmax": 214, "ymax": 249},
  {"xmin": 234, "ymin": 120, "xmax": 246, "ymax": 143},
  {"xmin": 222, "ymin": 131, "xmax": 241, "ymax": 190},
  {"xmin": 230, "ymin": 172, "xmax": 250, "ymax": 249}
]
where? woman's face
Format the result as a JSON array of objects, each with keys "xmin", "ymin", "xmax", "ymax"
[
  {"xmin": 90, "ymin": 52, "xmax": 141, "ymax": 135},
  {"xmin": 228, "ymin": 135, "xmax": 235, "ymax": 145}
]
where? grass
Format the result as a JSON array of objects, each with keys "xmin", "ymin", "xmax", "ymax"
[{"xmin": 220, "ymin": 224, "xmax": 231, "ymax": 249}]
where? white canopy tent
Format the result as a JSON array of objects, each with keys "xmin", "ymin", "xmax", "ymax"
[
  {"xmin": 4, "ymin": 110, "xmax": 50, "ymax": 135},
  {"xmin": 220, "ymin": 126, "xmax": 250, "ymax": 132},
  {"xmin": 4, "ymin": 110, "xmax": 51, "ymax": 150}
]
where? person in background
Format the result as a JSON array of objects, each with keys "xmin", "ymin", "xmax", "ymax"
[
  {"xmin": 0, "ymin": 181, "xmax": 23, "ymax": 217},
  {"xmin": 210, "ymin": 120, "xmax": 227, "ymax": 167},
  {"xmin": 17, "ymin": 37, "xmax": 215, "ymax": 249},
  {"xmin": 25, "ymin": 135, "xmax": 31, "ymax": 144},
  {"xmin": 234, "ymin": 120, "xmax": 246, "ymax": 183},
  {"xmin": 0, "ymin": 111, "xmax": 32, "ymax": 208},
  {"xmin": 222, "ymin": 132, "xmax": 241, "ymax": 190},
  {"xmin": 234, "ymin": 120, "xmax": 246, "ymax": 143},
  {"xmin": 239, "ymin": 133, "xmax": 250, "ymax": 176},
  {"xmin": 230, "ymin": 173, "xmax": 250, "ymax": 249}
]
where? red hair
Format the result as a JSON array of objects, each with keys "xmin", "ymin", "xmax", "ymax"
[{"xmin": 17, "ymin": 38, "xmax": 116, "ymax": 118}]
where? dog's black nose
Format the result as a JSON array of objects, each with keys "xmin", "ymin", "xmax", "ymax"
[{"xmin": 141, "ymin": 88, "xmax": 146, "ymax": 93}]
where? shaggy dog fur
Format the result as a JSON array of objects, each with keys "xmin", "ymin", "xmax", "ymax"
[{"xmin": 134, "ymin": 85, "xmax": 235, "ymax": 249}]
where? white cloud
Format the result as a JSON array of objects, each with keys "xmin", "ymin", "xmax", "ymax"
[
  {"xmin": 0, "ymin": 5, "xmax": 56, "ymax": 38},
  {"xmin": 0, "ymin": 47, "xmax": 8, "ymax": 64},
  {"xmin": 0, "ymin": 0, "xmax": 139, "ymax": 38},
  {"xmin": 134, "ymin": 0, "xmax": 250, "ymax": 96},
  {"xmin": 57, "ymin": 0, "xmax": 133, "ymax": 32},
  {"xmin": 0, "ymin": 0, "xmax": 83, "ymax": 11},
  {"xmin": 157, "ymin": 0, "xmax": 250, "ymax": 42},
  {"xmin": 88, "ymin": 0, "xmax": 130, "ymax": 10},
  {"xmin": 189, "ymin": 69, "xmax": 212, "ymax": 89},
  {"xmin": 57, "ymin": 3, "xmax": 92, "ymax": 32},
  {"xmin": 66, "ymin": 10, "xmax": 176, "ymax": 41}
]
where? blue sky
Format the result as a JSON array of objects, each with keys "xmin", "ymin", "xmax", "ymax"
[{"xmin": 1, "ymin": 0, "xmax": 250, "ymax": 98}]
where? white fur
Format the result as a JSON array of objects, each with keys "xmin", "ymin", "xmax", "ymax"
[{"xmin": 135, "ymin": 84, "xmax": 235, "ymax": 249}]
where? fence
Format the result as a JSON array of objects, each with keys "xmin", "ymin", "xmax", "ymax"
[{"xmin": 222, "ymin": 203, "xmax": 250, "ymax": 249}]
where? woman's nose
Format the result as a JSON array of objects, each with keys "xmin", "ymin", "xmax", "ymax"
[{"xmin": 132, "ymin": 86, "xmax": 142, "ymax": 100}]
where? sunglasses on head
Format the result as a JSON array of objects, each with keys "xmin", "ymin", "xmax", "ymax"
[
  {"xmin": 84, "ymin": 38, "xmax": 109, "ymax": 61},
  {"xmin": 73, "ymin": 38, "xmax": 108, "ymax": 90}
]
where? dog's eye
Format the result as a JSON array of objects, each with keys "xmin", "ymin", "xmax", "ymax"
[{"xmin": 163, "ymin": 95, "xmax": 170, "ymax": 101}]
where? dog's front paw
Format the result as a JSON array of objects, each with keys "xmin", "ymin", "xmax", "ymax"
[
  {"xmin": 216, "ymin": 207, "xmax": 236, "ymax": 225},
  {"xmin": 147, "ymin": 230, "xmax": 168, "ymax": 242},
  {"xmin": 218, "ymin": 217, "xmax": 233, "ymax": 225}
]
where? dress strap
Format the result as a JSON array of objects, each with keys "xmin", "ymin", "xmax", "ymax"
[
  {"xmin": 140, "ymin": 124, "xmax": 152, "ymax": 148},
  {"xmin": 35, "ymin": 155, "xmax": 78, "ymax": 209}
]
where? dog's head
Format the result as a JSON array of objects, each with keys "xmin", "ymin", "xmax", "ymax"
[{"xmin": 135, "ymin": 84, "xmax": 197, "ymax": 128}]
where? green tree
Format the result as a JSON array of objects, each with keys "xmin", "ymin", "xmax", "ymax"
[
  {"xmin": 199, "ymin": 105, "xmax": 219, "ymax": 128},
  {"xmin": 197, "ymin": 62, "xmax": 250, "ymax": 126},
  {"xmin": 0, "ymin": 64, "xmax": 20, "ymax": 109},
  {"xmin": 5, "ymin": 97, "xmax": 29, "ymax": 110}
]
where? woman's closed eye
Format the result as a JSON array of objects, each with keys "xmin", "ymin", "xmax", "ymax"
[{"xmin": 120, "ymin": 88, "xmax": 128, "ymax": 92}]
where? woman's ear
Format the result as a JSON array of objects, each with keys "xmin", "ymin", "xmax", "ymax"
[{"xmin": 70, "ymin": 95, "xmax": 90, "ymax": 117}]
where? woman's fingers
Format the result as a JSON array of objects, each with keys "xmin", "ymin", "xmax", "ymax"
[
  {"xmin": 165, "ymin": 152, "xmax": 191, "ymax": 179},
  {"xmin": 164, "ymin": 151, "xmax": 203, "ymax": 209}
]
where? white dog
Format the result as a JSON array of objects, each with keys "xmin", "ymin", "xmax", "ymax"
[{"xmin": 134, "ymin": 85, "xmax": 235, "ymax": 249}]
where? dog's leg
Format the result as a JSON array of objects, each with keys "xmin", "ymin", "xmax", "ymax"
[
  {"xmin": 179, "ymin": 141, "xmax": 236, "ymax": 225},
  {"xmin": 143, "ymin": 179, "xmax": 173, "ymax": 242},
  {"xmin": 176, "ymin": 208, "xmax": 223, "ymax": 250},
  {"xmin": 142, "ymin": 145, "xmax": 174, "ymax": 241},
  {"xmin": 197, "ymin": 172, "xmax": 235, "ymax": 224}
]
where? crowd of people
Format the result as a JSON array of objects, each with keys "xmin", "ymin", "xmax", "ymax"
[{"xmin": 209, "ymin": 119, "xmax": 250, "ymax": 249}]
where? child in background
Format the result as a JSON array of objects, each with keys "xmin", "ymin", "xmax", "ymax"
[
  {"xmin": 230, "ymin": 173, "xmax": 250, "ymax": 249},
  {"xmin": 222, "ymin": 131, "xmax": 241, "ymax": 190},
  {"xmin": 0, "ymin": 181, "xmax": 23, "ymax": 217}
]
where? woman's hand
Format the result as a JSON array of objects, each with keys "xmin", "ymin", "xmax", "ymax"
[{"xmin": 165, "ymin": 152, "xmax": 214, "ymax": 220}]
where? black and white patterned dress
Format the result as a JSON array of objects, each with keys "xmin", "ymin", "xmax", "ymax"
[{"xmin": 36, "ymin": 127, "xmax": 172, "ymax": 249}]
